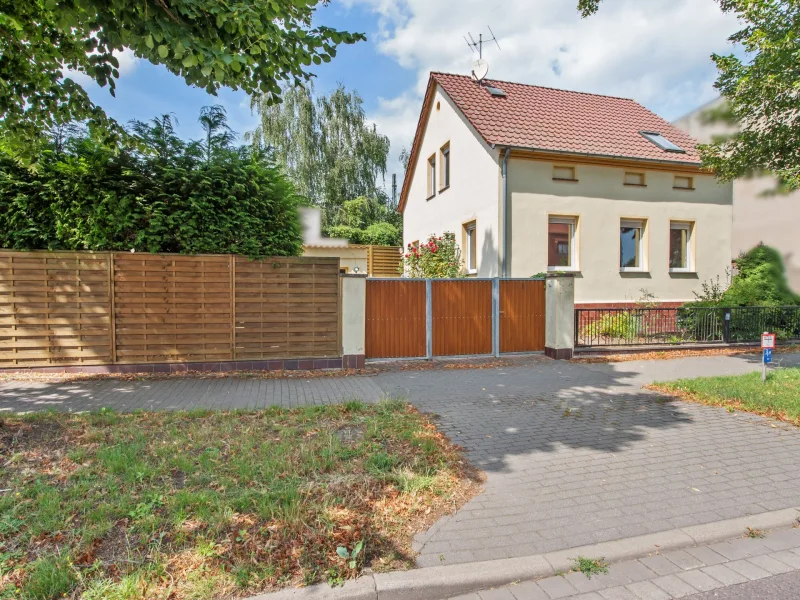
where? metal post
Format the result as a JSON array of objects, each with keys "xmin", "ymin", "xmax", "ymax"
[
  {"xmin": 425, "ymin": 279, "xmax": 433, "ymax": 360},
  {"xmin": 492, "ymin": 278, "xmax": 500, "ymax": 358},
  {"xmin": 722, "ymin": 308, "xmax": 731, "ymax": 344}
]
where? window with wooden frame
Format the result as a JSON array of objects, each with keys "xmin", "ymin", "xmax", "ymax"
[
  {"xmin": 624, "ymin": 172, "xmax": 646, "ymax": 186},
  {"xmin": 463, "ymin": 222, "xmax": 477, "ymax": 274},
  {"xmin": 552, "ymin": 165, "xmax": 577, "ymax": 182},
  {"xmin": 673, "ymin": 175, "xmax": 694, "ymax": 190},
  {"xmin": 620, "ymin": 219, "xmax": 647, "ymax": 271},
  {"xmin": 426, "ymin": 155, "xmax": 436, "ymax": 198},
  {"xmin": 548, "ymin": 216, "xmax": 578, "ymax": 271},
  {"xmin": 669, "ymin": 221, "xmax": 693, "ymax": 272},
  {"xmin": 440, "ymin": 143, "xmax": 450, "ymax": 191}
]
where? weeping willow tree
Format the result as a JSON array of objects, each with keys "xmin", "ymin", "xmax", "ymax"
[{"xmin": 248, "ymin": 83, "xmax": 390, "ymax": 226}]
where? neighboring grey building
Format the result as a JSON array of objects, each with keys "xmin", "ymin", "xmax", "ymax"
[{"xmin": 673, "ymin": 98, "xmax": 800, "ymax": 292}]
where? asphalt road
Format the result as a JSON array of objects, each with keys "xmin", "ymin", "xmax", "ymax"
[{"xmin": 687, "ymin": 571, "xmax": 800, "ymax": 599}]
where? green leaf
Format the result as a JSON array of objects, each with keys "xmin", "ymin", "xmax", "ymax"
[
  {"xmin": 157, "ymin": 45, "xmax": 169, "ymax": 59},
  {"xmin": 182, "ymin": 54, "xmax": 196, "ymax": 68},
  {"xmin": 145, "ymin": 34, "xmax": 154, "ymax": 49},
  {"xmin": 336, "ymin": 547, "xmax": 349, "ymax": 559}
]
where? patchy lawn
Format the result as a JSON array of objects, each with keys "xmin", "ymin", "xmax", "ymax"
[
  {"xmin": 0, "ymin": 401, "xmax": 480, "ymax": 600},
  {"xmin": 650, "ymin": 367, "xmax": 800, "ymax": 426}
]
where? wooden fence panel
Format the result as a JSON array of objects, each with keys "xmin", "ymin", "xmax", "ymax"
[
  {"xmin": 432, "ymin": 280, "xmax": 492, "ymax": 356},
  {"xmin": 500, "ymin": 280, "xmax": 546, "ymax": 353},
  {"xmin": 234, "ymin": 257, "xmax": 340, "ymax": 359},
  {"xmin": 365, "ymin": 280, "xmax": 426, "ymax": 358},
  {"xmin": 367, "ymin": 246, "xmax": 403, "ymax": 277},
  {"xmin": 0, "ymin": 252, "xmax": 113, "ymax": 367},
  {"xmin": 113, "ymin": 254, "xmax": 233, "ymax": 363}
]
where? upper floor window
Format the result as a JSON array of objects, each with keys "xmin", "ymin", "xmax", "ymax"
[
  {"xmin": 670, "ymin": 221, "xmax": 693, "ymax": 271},
  {"xmin": 624, "ymin": 172, "xmax": 646, "ymax": 187},
  {"xmin": 548, "ymin": 216, "xmax": 577, "ymax": 270},
  {"xmin": 553, "ymin": 165, "xmax": 577, "ymax": 182},
  {"xmin": 440, "ymin": 143, "xmax": 450, "ymax": 190},
  {"xmin": 426, "ymin": 155, "xmax": 436, "ymax": 198},
  {"xmin": 620, "ymin": 219, "xmax": 646, "ymax": 271},
  {"xmin": 673, "ymin": 175, "xmax": 694, "ymax": 190}
]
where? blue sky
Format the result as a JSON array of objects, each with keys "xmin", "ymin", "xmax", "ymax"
[{"xmin": 81, "ymin": 0, "xmax": 742, "ymax": 179}]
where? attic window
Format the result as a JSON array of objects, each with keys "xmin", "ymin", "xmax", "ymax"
[
  {"xmin": 486, "ymin": 86, "xmax": 506, "ymax": 97},
  {"xmin": 640, "ymin": 131, "xmax": 685, "ymax": 154}
]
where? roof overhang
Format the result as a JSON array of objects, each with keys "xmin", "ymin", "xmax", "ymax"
[{"xmin": 501, "ymin": 146, "xmax": 711, "ymax": 174}]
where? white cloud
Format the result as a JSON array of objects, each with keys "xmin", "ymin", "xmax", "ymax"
[
  {"xmin": 349, "ymin": 0, "xmax": 741, "ymax": 185},
  {"xmin": 65, "ymin": 48, "xmax": 139, "ymax": 86}
]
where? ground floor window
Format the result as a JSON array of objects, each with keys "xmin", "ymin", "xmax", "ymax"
[
  {"xmin": 669, "ymin": 221, "xmax": 693, "ymax": 271},
  {"xmin": 620, "ymin": 219, "xmax": 646, "ymax": 271},
  {"xmin": 464, "ymin": 222, "xmax": 477, "ymax": 274},
  {"xmin": 548, "ymin": 216, "xmax": 577, "ymax": 270}
]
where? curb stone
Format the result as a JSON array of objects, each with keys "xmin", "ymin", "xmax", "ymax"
[{"xmin": 246, "ymin": 507, "xmax": 800, "ymax": 600}]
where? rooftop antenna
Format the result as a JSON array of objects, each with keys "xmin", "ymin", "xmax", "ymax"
[{"xmin": 464, "ymin": 26, "xmax": 501, "ymax": 82}]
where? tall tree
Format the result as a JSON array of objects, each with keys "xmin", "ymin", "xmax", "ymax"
[
  {"xmin": 249, "ymin": 83, "xmax": 390, "ymax": 224},
  {"xmin": 0, "ymin": 0, "xmax": 364, "ymax": 158},
  {"xmin": 198, "ymin": 105, "xmax": 236, "ymax": 163},
  {"xmin": 578, "ymin": 0, "xmax": 800, "ymax": 191}
]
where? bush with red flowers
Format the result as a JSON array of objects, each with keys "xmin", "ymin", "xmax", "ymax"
[{"xmin": 403, "ymin": 232, "xmax": 463, "ymax": 278}]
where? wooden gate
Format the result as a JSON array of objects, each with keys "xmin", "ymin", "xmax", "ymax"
[
  {"xmin": 365, "ymin": 280, "xmax": 426, "ymax": 358},
  {"xmin": 499, "ymin": 279, "xmax": 546, "ymax": 353},
  {"xmin": 432, "ymin": 280, "xmax": 492, "ymax": 356}
]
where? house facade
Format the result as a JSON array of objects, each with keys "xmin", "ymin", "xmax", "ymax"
[
  {"xmin": 673, "ymin": 97, "xmax": 800, "ymax": 292},
  {"xmin": 400, "ymin": 73, "xmax": 734, "ymax": 306}
]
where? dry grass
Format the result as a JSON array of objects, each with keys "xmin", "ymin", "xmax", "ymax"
[{"xmin": 0, "ymin": 401, "xmax": 481, "ymax": 599}]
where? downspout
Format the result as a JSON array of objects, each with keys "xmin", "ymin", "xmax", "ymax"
[{"xmin": 501, "ymin": 147, "xmax": 511, "ymax": 277}]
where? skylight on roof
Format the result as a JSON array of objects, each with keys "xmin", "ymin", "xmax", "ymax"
[
  {"xmin": 486, "ymin": 86, "xmax": 506, "ymax": 97},
  {"xmin": 640, "ymin": 131, "xmax": 685, "ymax": 153}
]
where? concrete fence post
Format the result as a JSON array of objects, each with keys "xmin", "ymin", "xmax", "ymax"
[
  {"xmin": 545, "ymin": 274, "xmax": 575, "ymax": 360},
  {"xmin": 340, "ymin": 274, "xmax": 367, "ymax": 369}
]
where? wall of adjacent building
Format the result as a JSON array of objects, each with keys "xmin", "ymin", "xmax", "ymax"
[
  {"xmin": 673, "ymin": 98, "xmax": 800, "ymax": 292},
  {"xmin": 507, "ymin": 158, "xmax": 734, "ymax": 304},
  {"xmin": 401, "ymin": 84, "xmax": 502, "ymax": 277},
  {"xmin": 303, "ymin": 245, "xmax": 368, "ymax": 274}
]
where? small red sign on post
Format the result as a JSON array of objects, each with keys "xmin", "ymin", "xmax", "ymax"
[{"xmin": 761, "ymin": 333, "xmax": 776, "ymax": 350}]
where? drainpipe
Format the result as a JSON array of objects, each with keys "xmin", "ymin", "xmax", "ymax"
[{"xmin": 501, "ymin": 147, "xmax": 511, "ymax": 277}]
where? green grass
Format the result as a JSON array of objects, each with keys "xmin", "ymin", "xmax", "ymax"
[
  {"xmin": 0, "ymin": 401, "xmax": 474, "ymax": 600},
  {"xmin": 651, "ymin": 367, "xmax": 800, "ymax": 425}
]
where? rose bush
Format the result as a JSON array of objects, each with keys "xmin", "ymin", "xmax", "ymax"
[{"xmin": 403, "ymin": 232, "xmax": 463, "ymax": 278}]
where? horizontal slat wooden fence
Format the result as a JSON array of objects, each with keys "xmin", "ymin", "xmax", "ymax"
[
  {"xmin": 367, "ymin": 246, "xmax": 402, "ymax": 277},
  {"xmin": 0, "ymin": 251, "xmax": 340, "ymax": 368}
]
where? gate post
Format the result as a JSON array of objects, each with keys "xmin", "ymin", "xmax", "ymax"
[
  {"xmin": 425, "ymin": 279, "xmax": 433, "ymax": 359},
  {"xmin": 492, "ymin": 278, "xmax": 500, "ymax": 357},
  {"xmin": 545, "ymin": 274, "xmax": 575, "ymax": 360},
  {"xmin": 341, "ymin": 274, "xmax": 367, "ymax": 369}
]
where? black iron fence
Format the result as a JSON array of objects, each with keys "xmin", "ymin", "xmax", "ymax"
[{"xmin": 575, "ymin": 306, "xmax": 800, "ymax": 348}]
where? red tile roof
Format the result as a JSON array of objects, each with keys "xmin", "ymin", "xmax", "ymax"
[{"xmin": 432, "ymin": 72, "xmax": 702, "ymax": 164}]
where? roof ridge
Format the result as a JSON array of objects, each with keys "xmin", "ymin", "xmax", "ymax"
[{"xmin": 430, "ymin": 71, "xmax": 636, "ymax": 103}]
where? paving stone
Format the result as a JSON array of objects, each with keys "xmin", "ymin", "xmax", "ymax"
[
  {"xmin": 650, "ymin": 574, "xmax": 698, "ymax": 598},
  {"xmin": 479, "ymin": 589, "xmax": 517, "ymax": 600},
  {"xmin": 598, "ymin": 587, "xmax": 639, "ymax": 600},
  {"xmin": 637, "ymin": 555, "xmax": 682, "ymax": 577},
  {"xmin": 661, "ymin": 549, "xmax": 706, "ymax": 571},
  {"xmin": 746, "ymin": 553, "xmax": 796, "ymax": 575},
  {"xmin": 700, "ymin": 564, "xmax": 749, "ymax": 586},
  {"xmin": 684, "ymin": 546, "xmax": 728, "ymax": 566},
  {"xmin": 675, "ymin": 569, "xmax": 723, "ymax": 592},
  {"xmin": 509, "ymin": 581, "xmax": 549, "ymax": 600},
  {"xmin": 609, "ymin": 561, "xmax": 658, "ymax": 583},
  {"xmin": 769, "ymin": 550, "xmax": 800, "ymax": 569},
  {"xmin": 623, "ymin": 581, "xmax": 671, "ymax": 600},
  {"xmin": 724, "ymin": 558, "xmax": 772, "ymax": 580},
  {"xmin": 536, "ymin": 576, "xmax": 578, "ymax": 599}
]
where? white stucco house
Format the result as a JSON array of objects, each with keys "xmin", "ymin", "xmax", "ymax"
[{"xmin": 399, "ymin": 72, "xmax": 734, "ymax": 307}]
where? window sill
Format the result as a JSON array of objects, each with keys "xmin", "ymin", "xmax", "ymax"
[
  {"xmin": 465, "ymin": 270, "xmax": 478, "ymax": 277},
  {"xmin": 624, "ymin": 183, "xmax": 647, "ymax": 187},
  {"xmin": 425, "ymin": 193, "xmax": 436, "ymax": 201},
  {"xmin": 548, "ymin": 267, "xmax": 579, "ymax": 273},
  {"xmin": 620, "ymin": 268, "xmax": 649, "ymax": 274},
  {"xmin": 669, "ymin": 269, "xmax": 697, "ymax": 274},
  {"xmin": 438, "ymin": 185, "xmax": 450, "ymax": 194},
  {"xmin": 672, "ymin": 187, "xmax": 696, "ymax": 191},
  {"xmin": 553, "ymin": 178, "xmax": 579, "ymax": 183}
]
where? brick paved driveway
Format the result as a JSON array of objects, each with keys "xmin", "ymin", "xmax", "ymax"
[{"xmin": 2, "ymin": 353, "xmax": 800, "ymax": 569}]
